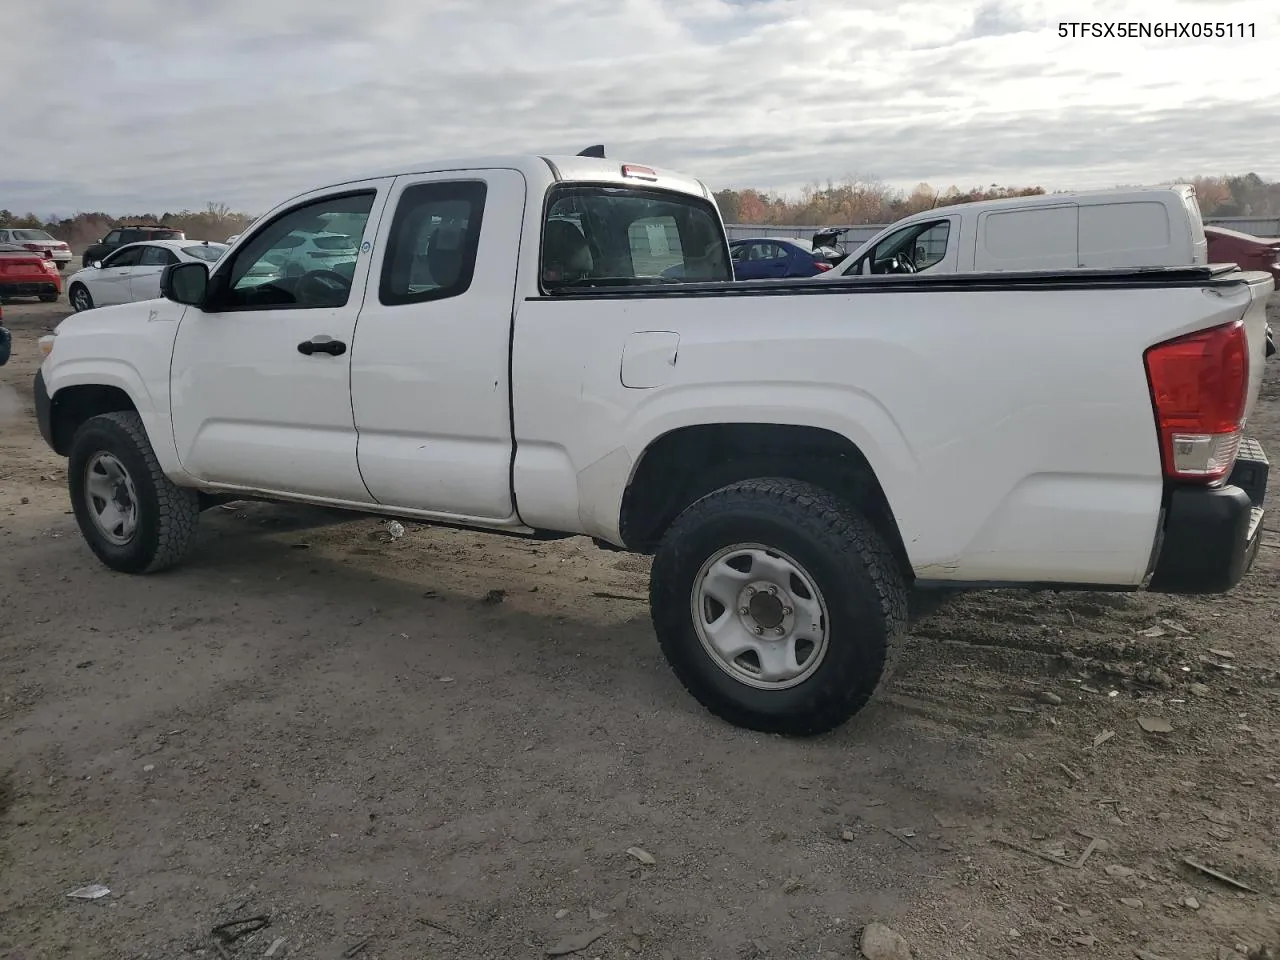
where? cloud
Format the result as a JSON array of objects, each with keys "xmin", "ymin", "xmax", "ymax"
[{"xmin": 2, "ymin": 0, "xmax": 1277, "ymax": 216}]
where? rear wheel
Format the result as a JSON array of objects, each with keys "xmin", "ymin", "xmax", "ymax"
[
  {"xmin": 649, "ymin": 477, "xmax": 908, "ymax": 736},
  {"xmin": 69, "ymin": 283, "xmax": 93, "ymax": 312},
  {"xmin": 68, "ymin": 412, "xmax": 200, "ymax": 574},
  {"xmin": 39, "ymin": 292, "xmax": 58, "ymax": 303}
]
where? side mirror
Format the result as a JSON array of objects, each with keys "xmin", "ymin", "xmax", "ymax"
[
  {"xmin": 161, "ymin": 261, "xmax": 210, "ymax": 307},
  {"xmin": 92, "ymin": 261, "xmax": 103, "ymax": 270}
]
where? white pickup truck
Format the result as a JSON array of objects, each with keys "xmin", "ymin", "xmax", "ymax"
[{"xmin": 34, "ymin": 152, "xmax": 1273, "ymax": 736}]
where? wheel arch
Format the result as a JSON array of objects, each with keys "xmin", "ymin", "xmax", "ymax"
[
  {"xmin": 49, "ymin": 383, "xmax": 139, "ymax": 455},
  {"xmin": 618, "ymin": 421, "xmax": 913, "ymax": 581},
  {"xmin": 44, "ymin": 364, "xmax": 177, "ymax": 469}
]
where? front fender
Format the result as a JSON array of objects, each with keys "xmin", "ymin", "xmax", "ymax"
[{"xmin": 41, "ymin": 303, "xmax": 192, "ymax": 482}]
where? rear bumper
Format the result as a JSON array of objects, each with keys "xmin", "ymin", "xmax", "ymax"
[
  {"xmin": 0, "ymin": 280, "xmax": 59, "ymax": 297},
  {"xmin": 1147, "ymin": 438, "xmax": 1268, "ymax": 593},
  {"xmin": 34, "ymin": 368, "xmax": 54, "ymax": 450}
]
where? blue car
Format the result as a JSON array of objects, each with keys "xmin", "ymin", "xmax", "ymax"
[{"xmin": 729, "ymin": 237, "xmax": 841, "ymax": 279}]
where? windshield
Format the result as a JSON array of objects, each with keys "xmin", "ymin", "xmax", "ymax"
[
  {"xmin": 541, "ymin": 185, "xmax": 730, "ymax": 290},
  {"xmin": 183, "ymin": 243, "xmax": 228, "ymax": 262},
  {"xmin": 11, "ymin": 229, "xmax": 55, "ymax": 242}
]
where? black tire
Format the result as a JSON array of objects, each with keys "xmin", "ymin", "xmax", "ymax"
[
  {"xmin": 39, "ymin": 292, "xmax": 58, "ymax": 303},
  {"xmin": 68, "ymin": 411, "xmax": 200, "ymax": 574},
  {"xmin": 649, "ymin": 477, "xmax": 908, "ymax": 736},
  {"xmin": 69, "ymin": 283, "xmax": 94, "ymax": 312}
]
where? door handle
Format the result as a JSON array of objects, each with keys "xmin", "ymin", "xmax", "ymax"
[{"xmin": 297, "ymin": 335, "xmax": 347, "ymax": 357}]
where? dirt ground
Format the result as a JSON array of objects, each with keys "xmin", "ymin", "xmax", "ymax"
[{"xmin": 1, "ymin": 296, "xmax": 1278, "ymax": 960}]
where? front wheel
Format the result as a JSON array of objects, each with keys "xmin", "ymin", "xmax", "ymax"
[
  {"xmin": 649, "ymin": 477, "xmax": 908, "ymax": 736},
  {"xmin": 69, "ymin": 283, "xmax": 94, "ymax": 312},
  {"xmin": 68, "ymin": 411, "xmax": 201, "ymax": 574}
]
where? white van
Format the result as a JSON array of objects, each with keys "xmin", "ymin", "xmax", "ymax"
[{"xmin": 823, "ymin": 185, "xmax": 1208, "ymax": 277}]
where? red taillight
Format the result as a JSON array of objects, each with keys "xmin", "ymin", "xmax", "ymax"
[
  {"xmin": 814, "ymin": 261, "xmax": 833, "ymax": 271},
  {"xmin": 1144, "ymin": 320, "xmax": 1249, "ymax": 483}
]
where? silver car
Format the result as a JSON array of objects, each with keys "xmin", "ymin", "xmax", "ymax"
[{"xmin": 0, "ymin": 227, "xmax": 73, "ymax": 270}]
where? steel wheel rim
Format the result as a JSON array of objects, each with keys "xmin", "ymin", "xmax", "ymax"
[
  {"xmin": 72, "ymin": 286, "xmax": 91, "ymax": 311},
  {"xmin": 84, "ymin": 452, "xmax": 140, "ymax": 546},
  {"xmin": 690, "ymin": 542, "xmax": 831, "ymax": 691}
]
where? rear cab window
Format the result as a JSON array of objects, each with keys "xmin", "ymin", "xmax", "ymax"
[{"xmin": 540, "ymin": 184, "xmax": 730, "ymax": 291}]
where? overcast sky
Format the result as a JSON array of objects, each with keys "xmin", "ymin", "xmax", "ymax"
[{"xmin": 2, "ymin": 0, "xmax": 1277, "ymax": 217}]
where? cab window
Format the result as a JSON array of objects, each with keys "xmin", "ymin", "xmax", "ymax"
[
  {"xmin": 851, "ymin": 219, "xmax": 951, "ymax": 275},
  {"xmin": 139, "ymin": 246, "xmax": 177, "ymax": 266},
  {"xmin": 541, "ymin": 185, "xmax": 730, "ymax": 289},
  {"xmin": 102, "ymin": 246, "xmax": 144, "ymax": 268},
  {"xmin": 215, "ymin": 191, "xmax": 374, "ymax": 310},
  {"xmin": 379, "ymin": 180, "xmax": 487, "ymax": 305}
]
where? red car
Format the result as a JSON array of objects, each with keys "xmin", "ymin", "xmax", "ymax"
[
  {"xmin": 1205, "ymin": 225, "xmax": 1280, "ymax": 284},
  {"xmin": 0, "ymin": 242, "xmax": 62, "ymax": 302}
]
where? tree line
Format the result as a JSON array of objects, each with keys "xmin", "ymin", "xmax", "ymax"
[
  {"xmin": 0, "ymin": 202, "xmax": 253, "ymax": 250},
  {"xmin": 1, "ymin": 174, "xmax": 1277, "ymax": 247},
  {"xmin": 712, "ymin": 172, "xmax": 1280, "ymax": 225}
]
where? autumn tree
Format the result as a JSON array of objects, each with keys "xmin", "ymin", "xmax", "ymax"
[
  {"xmin": 712, "ymin": 178, "xmax": 1049, "ymax": 225},
  {"xmin": 710, "ymin": 172, "xmax": 1280, "ymax": 226}
]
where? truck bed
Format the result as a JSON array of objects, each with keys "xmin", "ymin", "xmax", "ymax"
[{"xmin": 512, "ymin": 264, "xmax": 1273, "ymax": 587}]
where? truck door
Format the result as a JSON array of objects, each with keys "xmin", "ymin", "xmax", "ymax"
[
  {"xmin": 169, "ymin": 182, "xmax": 391, "ymax": 501},
  {"xmin": 349, "ymin": 169, "xmax": 525, "ymax": 520},
  {"xmin": 130, "ymin": 244, "xmax": 178, "ymax": 301}
]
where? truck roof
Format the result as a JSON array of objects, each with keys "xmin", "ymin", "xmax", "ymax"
[{"xmin": 310, "ymin": 154, "xmax": 714, "ymax": 206}]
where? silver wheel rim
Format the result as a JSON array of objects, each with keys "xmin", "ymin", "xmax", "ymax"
[
  {"xmin": 84, "ymin": 452, "xmax": 140, "ymax": 546},
  {"xmin": 72, "ymin": 286, "xmax": 91, "ymax": 311},
  {"xmin": 690, "ymin": 542, "xmax": 831, "ymax": 690}
]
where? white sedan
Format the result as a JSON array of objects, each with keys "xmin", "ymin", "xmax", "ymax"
[{"xmin": 66, "ymin": 240, "xmax": 228, "ymax": 312}]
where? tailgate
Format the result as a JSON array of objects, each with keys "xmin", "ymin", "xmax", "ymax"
[{"xmin": 1240, "ymin": 272, "xmax": 1274, "ymax": 427}]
